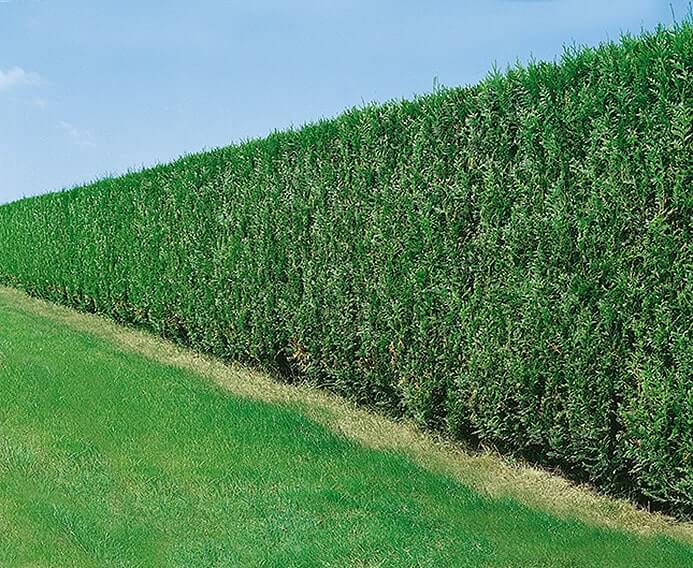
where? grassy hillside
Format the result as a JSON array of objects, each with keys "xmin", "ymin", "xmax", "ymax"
[
  {"xmin": 0, "ymin": 22, "xmax": 691, "ymax": 516},
  {"xmin": 1, "ymin": 289, "xmax": 692, "ymax": 567}
]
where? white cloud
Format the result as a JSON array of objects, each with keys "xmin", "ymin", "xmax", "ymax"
[
  {"xmin": 0, "ymin": 67, "xmax": 41, "ymax": 92},
  {"xmin": 58, "ymin": 120, "xmax": 95, "ymax": 147}
]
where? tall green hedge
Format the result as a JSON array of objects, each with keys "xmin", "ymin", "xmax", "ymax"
[{"xmin": 1, "ymin": 23, "xmax": 691, "ymax": 516}]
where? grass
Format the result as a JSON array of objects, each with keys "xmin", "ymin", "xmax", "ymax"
[{"xmin": 1, "ymin": 289, "xmax": 692, "ymax": 567}]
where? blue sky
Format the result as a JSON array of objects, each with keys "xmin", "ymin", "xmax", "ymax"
[{"xmin": 0, "ymin": 0, "xmax": 688, "ymax": 204}]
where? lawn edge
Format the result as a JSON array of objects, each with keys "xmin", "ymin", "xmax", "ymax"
[{"xmin": 2, "ymin": 284, "xmax": 691, "ymax": 545}]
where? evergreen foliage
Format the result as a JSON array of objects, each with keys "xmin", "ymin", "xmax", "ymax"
[{"xmin": 1, "ymin": 23, "xmax": 691, "ymax": 516}]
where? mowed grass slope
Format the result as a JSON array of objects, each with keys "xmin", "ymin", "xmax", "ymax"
[{"xmin": 0, "ymin": 293, "xmax": 691, "ymax": 567}]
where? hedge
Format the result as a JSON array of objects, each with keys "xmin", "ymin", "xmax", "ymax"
[{"xmin": 1, "ymin": 23, "xmax": 691, "ymax": 516}]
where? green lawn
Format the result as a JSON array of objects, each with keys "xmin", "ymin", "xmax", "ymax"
[{"xmin": 0, "ymin": 293, "xmax": 691, "ymax": 567}]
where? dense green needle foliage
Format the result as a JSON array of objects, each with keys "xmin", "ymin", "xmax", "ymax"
[
  {"xmin": 0, "ymin": 23, "xmax": 691, "ymax": 516},
  {"xmin": 2, "ymin": 292, "xmax": 692, "ymax": 566}
]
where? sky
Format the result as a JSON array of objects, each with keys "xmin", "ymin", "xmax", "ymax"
[{"xmin": 0, "ymin": 0, "xmax": 689, "ymax": 204}]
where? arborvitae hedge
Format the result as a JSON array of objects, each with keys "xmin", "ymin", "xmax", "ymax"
[{"xmin": 1, "ymin": 23, "xmax": 691, "ymax": 516}]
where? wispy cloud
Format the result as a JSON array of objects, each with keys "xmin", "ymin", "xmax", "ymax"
[
  {"xmin": 0, "ymin": 67, "xmax": 41, "ymax": 92},
  {"xmin": 58, "ymin": 120, "xmax": 95, "ymax": 147},
  {"xmin": 28, "ymin": 97, "xmax": 48, "ymax": 108}
]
